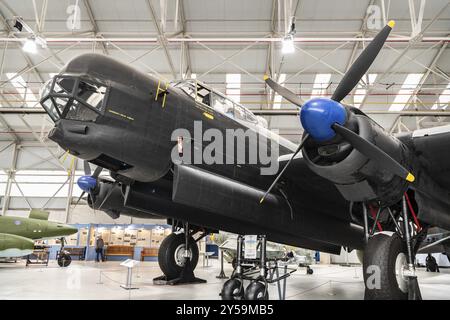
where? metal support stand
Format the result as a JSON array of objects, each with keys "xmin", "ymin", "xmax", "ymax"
[
  {"xmin": 402, "ymin": 195, "xmax": 422, "ymax": 300},
  {"xmin": 259, "ymin": 235, "xmax": 267, "ymax": 278},
  {"xmin": 121, "ymin": 266, "xmax": 139, "ymax": 290},
  {"xmin": 223, "ymin": 234, "xmax": 296, "ymax": 301},
  {"xmin": 216, "ymin": 250, "xmax": 228, "ymax": 279},
  {"xmin": 274, "ymin": 263, "xmax": 288, "ymax": 300},
  {"xmin": 236, "ymin": 235, "xmax": 243, "ymax": 276}
]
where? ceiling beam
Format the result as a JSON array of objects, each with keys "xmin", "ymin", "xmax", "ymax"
[
  {"xmin": 0, "ymin": 7, "xmax": 44, "ymax": 84},
  {"xmin": 83, "ymin": 0, "xmax": 109, "ymax": 55},
  {"xmin": 146, "ymin": 0, "xmax": 177, "ymax": 79},
  {"xmin": 179, "ymin": 0, "xmax": 192, "ymax": 77}
]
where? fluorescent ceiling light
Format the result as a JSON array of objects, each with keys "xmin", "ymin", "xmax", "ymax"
[
  {"xmin": 282, "ymin": 35, "xmax": 295, "ymax": 54},
  {"xmin": 353, "ymin": 74, "xmax": 377, "ymax": 108},
  {"xmin": 431, "ymin": 82, "xmax": 450, "ymax": 110},
  {"xmin": 273, "ymin": 74, "xmax": 286, "ymax": 109},
  {"xmin": 389, "ymin": 73, "xmax": 424, "ymax": 111},
  {"xmin": 226, "ymin": 73, "xmax": 241, "ymax": 104},
  {"xmin": 310, "ymin": 74, "xmax": 331, "ymax": 99},
  {"xmin": 6, "ymin": 72, "xmax": 38, "ymax": 107},
  {"xmin": 22, "ymin": 38, "xmax": 37, "ymax": 54}
]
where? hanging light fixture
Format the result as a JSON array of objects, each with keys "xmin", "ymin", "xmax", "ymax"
[
  {"xmin": 22, "ymin": 38, "xmax": 37, "ymax": 54},
  {"xmin": 282, "ymin": 16, "xmax": 296, "ymax": 54},
  {"xmin": 282, "ymin": 34, "xmax": 295, "ymax": 54}
]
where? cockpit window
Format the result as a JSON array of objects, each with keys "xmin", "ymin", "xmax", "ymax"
[
  {"xmin": 66, "ymin": 99, "xmax": 99, "ymax": 122},
  {"xmin": 41, "ymin": 97, "xmax": 59, "ymax": 121},
  {"xmin": 55, "ymin": 77, "xmax": 75, "ymax": 95},
  {"xmin": 76, "ymin": 81, "xmax": 107, "ymax": 110},
  {"xmin": 173, "ymin": 79, "xmax": 261, "ymax": 126},
  {"xmin": 40, "ymin": 75, "xmax": 108, "ymax": 123}
]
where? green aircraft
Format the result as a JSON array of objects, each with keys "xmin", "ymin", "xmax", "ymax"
[{"xmin": 0, "ymin": 210, "xmax": 77, "ymax": 264}]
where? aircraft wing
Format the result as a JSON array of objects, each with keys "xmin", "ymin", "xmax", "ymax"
[{"xmin": 418, "ymin": 234, "xmax": 450, "ymax": 254}]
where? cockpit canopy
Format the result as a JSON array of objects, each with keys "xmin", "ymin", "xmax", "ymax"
[
  {"xmin": 172, "ymin": 79, "xmax": 267, "ymax": 128},
  {"xmin": 40, "ymin": 75, "xmax": 108, "ymax": 122}
]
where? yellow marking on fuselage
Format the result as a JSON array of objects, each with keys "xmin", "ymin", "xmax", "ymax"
[
  {"xmin": 108, "ymin": 109, "xmax": 134, "ymax": 121},
  {"xmin": 203, "ymin": 112, "xmax": 214, "ymax": 120},
  {"xmin": 155, "ymin": 80, "xmax": 169, "ymax": 108}
]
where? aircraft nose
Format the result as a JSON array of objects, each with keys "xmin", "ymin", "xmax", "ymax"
[
  {"xmin": 48, "ymin": 125, "xmax": 63, "ymax": 143},
  {"xmin": 59, "ymin": 225, "xmax": 78, "ymax": 236}
]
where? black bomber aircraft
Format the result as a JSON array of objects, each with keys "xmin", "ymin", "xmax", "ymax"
[{"xmin": 40, "ymin": 21, "xmax": 450, "ymax": 300}]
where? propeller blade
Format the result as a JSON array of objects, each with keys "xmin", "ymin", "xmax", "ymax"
[
  {"xmin": 74, "ymin": 191, "xmax": 86, "ymax": 208},
  {"xmin": 332, "ymin": 123, "xmax": 415, "ymax": 182},
  {"xmin": 98, "ymin": 181, "xmax": 118, "ymax": 210},
  {"xmin": 264, "ymin": 75, "xmax": 303, "ymax": 107},
  {"xmin": 89, "ymin": 190, "xmax": 96, "ymax": 212},
  {"xmin": 83, "ymin": 160, "xmax": 91, "ymax": 176},
  {"xmin": 260, "ymin": 133, "xmax": 310, "ymax": 203},
  {"xmin": 92, "ymin": 166, "xmax": 103, "ymax": 178},
  {"xmin": 331, "ymin": 21, "xmax": 395, "ymax": 102}
]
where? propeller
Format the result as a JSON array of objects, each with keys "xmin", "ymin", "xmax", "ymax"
[
  {"xmin": 75, "ymin": 160, "xmax": 103, "ymax": 209},
  {"xmin": 331, "ymin": 21, "xmax": 395, "ymax": 103},
  {"xmin": 260, "ymin": 133, "xmax": 309, "ymax": 203},
  {"xmin": 260, "ymin": 21, "xmax": 415, "ymax": 202},
  {"xmin": 264, "ymin": 75, "xmax": 303, "ymax": 107},
  {"xmin": 331, "ymin": 123, "xmax": 414, "ymax": 182}
]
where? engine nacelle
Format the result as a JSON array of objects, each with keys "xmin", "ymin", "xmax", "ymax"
[
  {"xmin": 302, "ymin": 114, "xmax": 411, "ymax": 206},
  {"xmin": 88, "ymin": 180, "xmax": 162, "ymax": 220}
]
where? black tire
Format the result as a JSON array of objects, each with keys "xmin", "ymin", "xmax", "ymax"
[
  {"xmin": 244, "ymin": 281, "xmax": 269, "ymax": 300},
  {"xmin": 231, "ymin": 257, "xmax": 237, "ymax": 270},
  {"xmin": 158, "ymin": 233, "xmax": 199, "ymax": 279},
  {"xmin": 363, "ymin": 233, "xmax": 408, "ymax": 300},
  {"xmin": 57, "ymin": 254, "xmax": 72, "ymax": 267},
  {"xmin": 306, "ymin": 266, "xmax": 313, "ymax": 275},
  {"xmin": 221, "ymin": 278, "xmax": 244, "ymax": 300}
]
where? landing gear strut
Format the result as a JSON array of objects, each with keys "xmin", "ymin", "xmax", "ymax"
[
  {"xmin": 57, "ymin": 237, "xmax": 71, "ymax": 267},
  {"xmin": 362, "ymin": 195, "xmax": 425, "ymax": 300},
  {"xmin": 153, "ymin": 222, "xmax": 206, "ymax": 285}
]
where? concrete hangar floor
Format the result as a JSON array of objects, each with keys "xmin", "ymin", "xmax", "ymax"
[{"xmin": 0, "ymin": 260, "xmax": 449, "ymax": 300}]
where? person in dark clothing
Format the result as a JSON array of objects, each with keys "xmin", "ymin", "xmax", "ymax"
[
  {"xmin": 95, "ymin": 235, "xmax": 105, "ymax": 262},
  {"xmin": 426, "ymin": 253, "xmax": 439, "ymax": 272}
]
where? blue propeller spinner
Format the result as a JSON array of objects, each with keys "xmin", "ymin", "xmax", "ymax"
[
  {"xmin": 77, "ymin": 175, "xmax": 97, "ymax": 192},
  {"xmin": 300, "ymin": 98, "xmax": 346, "ymax": 142}
]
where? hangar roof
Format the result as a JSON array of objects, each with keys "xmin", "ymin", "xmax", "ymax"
[{"xmin": 0, "ymin": 0, "xmax": 447, "ymax": 143}]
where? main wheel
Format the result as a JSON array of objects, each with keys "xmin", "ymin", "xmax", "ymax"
[
  {"xmin": 363, "ymin": 232, "xmax": 408, "ymax": 300},
  {"xmin": 221, "ymin": 278, "xmax": 244, "ymax": 300},
  {"xmin": 244, "ymin": 281, "xmax": 268, "ymax": 300},
  {"xmin": 57, "ymin": 254, "xmax": 72, "ymax": 267},
  {"xmin": 306, "ymin": 266, "xmax": 314, "ymax": 275},
  {"xmin": 158, "ymin": 233, "xmax": 199, "ymax": 279}
]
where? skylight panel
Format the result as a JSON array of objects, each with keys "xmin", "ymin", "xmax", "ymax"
[
  {"xmin": 353, "ymin": 74, "xmax": 377, "ymax": 109},
  {"xmin": 431, "ymin": 82, "xmax": 450, "ymax": 110},
  {"xmin": 6, "ymin": 73, "xmax": 38, "ymax": 107},
  {"xmin": 310, "ymin": 73, "xmax": 331, "ymax": 99},
  {"xmin": 273, "ymin": 74, "xmax": 286, "ymax": 109},
  {"xmin": 226, "ymin": 73, "xmax": 241, "ymax": 104},
  {"xmin": 389, "ymin": 73, "xmax": 424, "ymax": 111}
]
